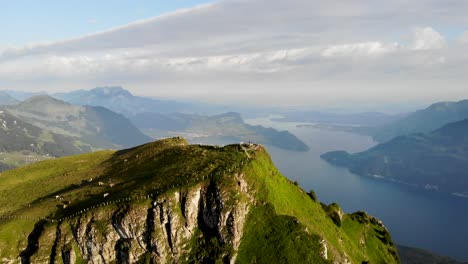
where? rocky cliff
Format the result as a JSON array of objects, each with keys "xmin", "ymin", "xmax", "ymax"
[
  {"xmin": 21, "ymin": 175, "xmax": 250, "ymax": 264},
  {"xmin": 0, "ymin": 137, "xmax": 399, "ymax": 263}
]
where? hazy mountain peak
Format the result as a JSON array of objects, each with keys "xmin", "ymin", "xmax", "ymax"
[
  {"xmin": 53, "ymin": 87, "xmax": 195, "ymax": 116},
  {"xmin": 18, "ymin": 95, "xmax": 71, "ymax": 110},
  {"xmin": 20, "ymin": 94, "xmax": 70, "ymax": 105},
  {"xmin": 323, "ymin": 118, "xmax": 468, "ymax": 195},
  {"xmin": 0, "ymin": 91, "xmax": 19, "ymax": 105},
  {"xmin": 90, "ymin": 86, "xmax": 133, "ymax": 97},
  {"xmin": 4, "ymin": 95, "xmax": 151, "ymax": 150},
  {"xmin": 427, "ymin": 100, "xmax": 468, "ymax": 112},
  {"xmin": 373, "ymin": 99, "xmax": 468, "ymax": 142},
  {"xmin": 432, "ymin": 118, "xmax": 468, "ymax": 139}
]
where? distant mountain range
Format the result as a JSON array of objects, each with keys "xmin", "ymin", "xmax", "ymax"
[
  {"xmin": 0, "ymin": 95, "xmax": 151, "ymax": 170},
  {"xmin": 133, "ymin": 112, "xmax": 309, "ymax": 151},
  {"xmin": 8, "ymin": 95, "xmax": 151, "ymax": 149},
  {"xmin": 398, "ymin": 245, "xmax": 468, "ymax": 264},
  {"xmin": 22, "ymin": 86, "xmax": 309, "ymax": 152},
  {"xmin": 2, "ymin": 90, "xmax": 47, "ymax": 101},
  {"xmin": 0, "ymin": 91, "xmax": 19, "ymax": 105},
  {"xmin": 0, "ymin": 88, "xmax": 309, "ymax": 171},
  {"xmin": 53, "ymin": 86, "xmax": 199, "ymax": 116},
  {"xmin": 372, "ymin": 100, "xmax": 468, "ymax": 142},
  {"xmin": 0, "ymin": 110, "xmax": 90, "ymax": 170},
  {"xmin": 0, "ymin": 109, "xmax": 90, "ymax": 155},
  {"xmin": 279, "ymin": 100, "xmax": 468, "ymax": 146},
  {"xmin": 321, "ymin": 118, "xmax": 468, "ymax": 196}
]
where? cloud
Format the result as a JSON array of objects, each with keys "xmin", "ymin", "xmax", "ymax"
[
  {"xmin": 458, "ymin": 31, "xmax": 468, "ymax": 44},
  {"xmin": 321, "ymin": 42, "xmax": 400, "ymax": 58},
  {"xmin": 1, "ymin": 0, "xmax": 468, "ymax": 110},
  {"xmin": 409, "ymin": 27, "xmax": 446, "ymax": 50}
]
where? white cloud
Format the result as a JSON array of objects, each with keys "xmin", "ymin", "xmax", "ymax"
[
  {"xmin": 1, "ymin": 0, "xmax": 468, "ymax": 109},
  {"xmin": 321, "ymin": 42, "xmax": 400, "ymax": 58},
  {"xmin": 409, "ymin": 27, "xmax": 446, "ymax": 50}
]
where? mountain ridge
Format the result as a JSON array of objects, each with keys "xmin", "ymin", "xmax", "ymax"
[
  {"xmin": 133, "ymin": 111, "xmax": 310, "ymax": 151},
  {"xmin": 372, "ymin": 99, "xmax": 468, "ymax": 142},
  {"xmin": 0, "ymin": 95, "xmax": 151, "ymax": 171},
  {"xmin": 0, "ymin": 109, "xmax": 92, "ymax": 169},
  {"xmin": 7, "ymin": 95, "xmax": 151, "ymax": 150},
  {"xmin": 0, "ymin": 138, "xmax": 398, "ymax": 263},
  {"xmin": 53, "ymin": 86, "xmax": 195, "ymax": 116},
  {"xmin": 0, "ymin": 91, "xmax": 19, "ymax": 105},
  {"xmin": 321, "ymin": 118, "xmax": 468, "ymax": 195}
]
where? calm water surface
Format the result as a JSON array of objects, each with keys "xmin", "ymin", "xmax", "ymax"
[{"xmin": 196, "ymin": 117, "xmax": 468, "ymax": 261}]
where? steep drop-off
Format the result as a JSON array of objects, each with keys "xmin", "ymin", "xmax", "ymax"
[{"xmin": 0, "ymin": 138, "xmax": 398, "ymax": 263}]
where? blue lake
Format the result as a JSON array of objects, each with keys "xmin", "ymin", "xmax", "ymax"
[{"xmin": 196, "ymin": 118, "xmax": 468, "ymax": 261}]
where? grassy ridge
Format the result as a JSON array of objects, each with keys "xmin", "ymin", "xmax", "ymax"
[
  {"xmin": 239, "ymin": 147, "xmax": 398, "ymax": 263},
  {"xmin": 0, "ymin": 138, "xmax": 398, "ymax": 262},
  {"xmin": 0, "ymin": 138, "xmax": 249, "ymax": 257}
]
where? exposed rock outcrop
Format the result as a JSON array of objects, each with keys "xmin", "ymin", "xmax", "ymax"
[{"xmin": 22, "ymin": 174, "xmax": 251, "ymax": 264}]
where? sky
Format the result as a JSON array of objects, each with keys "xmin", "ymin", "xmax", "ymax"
[
  {"xmin": 1, "ymin": 0, "xmax": 215, "ymax": 46},
  {"xmin": 1, "ymin": 0, "xmax": 468, "ymax": 112}
]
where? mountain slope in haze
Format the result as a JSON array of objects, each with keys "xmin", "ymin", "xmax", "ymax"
[
  {"xmin": 3, "ymin": 90, "xmax": 47, "ymax": 101},
  {"xmin": 133, "ymin": 112, "xmax": 310, "ymax": 151},
  {"xmin": 7, "ymin": 95, "xmax": 151, "ymax": 149},
  {"xmin": 373, "ymin": 100, "xmax": 468, "ymax": 142},
  {"xmin": 398, "ymin": 245, "xmax": 468, "ymax": 264},
  {"xmin": 0, "ymin": 110, "xmax": 91, "ymax": 170},
  {"xmin": 53, "ymin": 86, "xmax": 196, "ymax": 116},
  {"xmin": 0, "ymin": 138, "xmax": 398, "ymax": 263},
  {"xmin": 52, "ymin": 87, "xmax": 308, "ymax": 151},
  {"xmin": 0, "ymin": 91, "xmax": 19, "ymax": 105},
  {"xmin": 321, "ymin": 119, "xmax": 468, "ymax": 195}
]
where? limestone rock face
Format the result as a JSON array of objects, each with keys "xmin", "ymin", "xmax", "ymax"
[{"xmin": 21, "ymin": 173, "xmax": 251, "ymax": 264}]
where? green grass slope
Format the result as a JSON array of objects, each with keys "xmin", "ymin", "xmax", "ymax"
[
  {"xmin": 0, "ymin": 137, "xmax": 398, "ymax": 263},
  {"xmin": 239, "ymin": 148, "xmax": 398, "ymax": 263}
]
